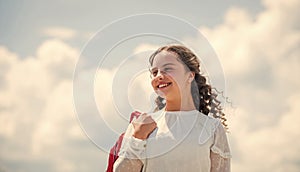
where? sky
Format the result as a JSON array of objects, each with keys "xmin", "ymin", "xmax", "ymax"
[{"xmin": 0, "ymin": 0, "xmax": 300, "ymax": 171}]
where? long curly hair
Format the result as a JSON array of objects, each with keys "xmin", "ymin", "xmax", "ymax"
[{"xmin": 149, "ymin": 44, "xmax": 228, "ymax": 128}]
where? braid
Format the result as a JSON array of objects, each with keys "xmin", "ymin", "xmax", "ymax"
[{"xmin": 192, "ymin": 73, "xmax": 228, "ymax": 129}]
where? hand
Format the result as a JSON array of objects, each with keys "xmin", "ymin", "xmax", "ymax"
[{"xmin": 132, "ymin": 113, "xmax": 157, "ymax": 140}]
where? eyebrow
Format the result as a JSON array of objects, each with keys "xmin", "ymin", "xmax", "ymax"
[{"xmin": 150, "ymin": 63, "xmax": 175, "ymax": 71}]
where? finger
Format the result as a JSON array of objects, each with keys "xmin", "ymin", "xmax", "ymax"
[
  {"xmin": 140, "ymin": 116, "xmax": 154, "ymax": 125},
  {"xmin": 132, "ymin": 113, "xmax": 145, "ymax": 122}
]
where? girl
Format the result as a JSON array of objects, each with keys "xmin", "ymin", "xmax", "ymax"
[{"xmin": 113, "ymin": 44, "xmax": 231, "ymax": 172}]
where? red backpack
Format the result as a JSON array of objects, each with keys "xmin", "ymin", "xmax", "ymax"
[{"xmin": 106, "ymin": 111, "xmax": 141, "ymax": 172}]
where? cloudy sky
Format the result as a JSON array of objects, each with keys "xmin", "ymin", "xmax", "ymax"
[{"xmin": 0, "ymin": 0, "xmax": 300, "ymax": 171}]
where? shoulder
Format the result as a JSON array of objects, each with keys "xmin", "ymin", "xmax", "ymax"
[
  {"xmin": 197, "ymin": 112, "xmax": 222, "ymax": 144},
  {"xmin": 197, "ymin": 112, "xmax": 221, "ymax": 130}
]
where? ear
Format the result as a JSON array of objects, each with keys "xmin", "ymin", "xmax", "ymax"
[{"xmin": 188, "ymin": 72, "xmax": 195, "ymax": 83}]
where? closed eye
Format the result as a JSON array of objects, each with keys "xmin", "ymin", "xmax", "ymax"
[{"xmin": 163, "ymin": 67, "xmax": 173, "ymax": 71}]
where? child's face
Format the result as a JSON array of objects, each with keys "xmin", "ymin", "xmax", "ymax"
[{"xmin": 150, "ymin": 51, "xmax": 192, "ymax": 101}]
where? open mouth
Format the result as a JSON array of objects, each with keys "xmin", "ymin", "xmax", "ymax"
[{"xmin": 157, "ymin": 82, "xmax": 172, "ymax": 89}]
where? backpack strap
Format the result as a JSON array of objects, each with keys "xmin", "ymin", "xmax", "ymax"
[
  {"xmin": 129, "ymin": 111, "xmax": 142, "ymax": 122},
  {"xmin": 106, "ymin": 111, "xmax": 141, "ymax": 172}
]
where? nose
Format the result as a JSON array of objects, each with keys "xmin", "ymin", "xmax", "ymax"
[
  {"xmin": 155, "ymin": 70, "xmax": 165, "ymax": 80},
  {"xmin": 150, "ymin": 68, "xmax": 167, "ymax": 79},
  {"xmin": 157, "ymin": 70, "xmax": 163, "ymax": 77}
]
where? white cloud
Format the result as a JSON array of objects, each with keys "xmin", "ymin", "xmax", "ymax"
[
  {"xmin": 94, "ymin": 68, "xmax": 125, "ymax": 132},
  {"xmin": 133, "ymin": 43, "xmax": 160, "ymax": 54},
  {"xmin": 37, "ymin": 39, "xmax": 78, "ymax": 67},
  {"xmin": 0, "ymin": 40, "xmax": 105, "ymax": 171},
  {"xmin": 94, "ymin": 56, "xmax": 156, "ymax": 133},
  {"xmin": 42, "ymin": 26, "xmax": 77, "ymax": 40},
  {"xmin": 228, "ymin": 93, "xmax": 300, "ymax": 172},
  {"xmin": 194, "ymin": 0, "xmax": 300, "ymax": 171},
  {"xmin": 94, "ymin": 43, "xmax": 161, "ymax": 120},
  {"xmin": 0, "ymin": 47, "xmax": 19, "ymax": 122},
  {"xmin": 81, "ymin": 31, "xmax": 96, "ymax": 41},
  {"xmin": 31, "ymin": 81, "xmax": 79, "ymax": 155}
]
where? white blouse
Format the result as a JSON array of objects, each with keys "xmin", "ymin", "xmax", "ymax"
[{"xmin": 114, "ymin": 109, "xmax": 231, "ymax": 172}]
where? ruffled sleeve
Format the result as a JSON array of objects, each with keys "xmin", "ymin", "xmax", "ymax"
[
  {"xmin": 210, "ymin": 121, "xmax": 231, "ymax": 158},
  {"xmin": 209, "ymin": 121, "xmax": 231, "ymax": 172},
  {"xmin": 117, "ymin": 122, "xmax": 147, "ymax": 160},
  {"xmin": 113, "ymin": 122, "xmax": 146, "ymax": 172}
]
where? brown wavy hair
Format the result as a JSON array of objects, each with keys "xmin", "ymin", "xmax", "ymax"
[{"xmin": 149, "ymin": 44, "xmax": 228, "ymax": 129}]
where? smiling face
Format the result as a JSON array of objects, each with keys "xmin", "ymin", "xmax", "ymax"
[{"xmin": 150, "ymin": 50, "xmax": 193, "ymax": 101}]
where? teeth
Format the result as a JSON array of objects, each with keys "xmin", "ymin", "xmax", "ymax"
[{"xmin": 158, "ymin": 83, "xmax": 170, "ymax": 88}]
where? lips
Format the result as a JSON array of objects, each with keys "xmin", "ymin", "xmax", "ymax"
[{"xmin": 157, "ymin": 82, "xmax": 172, "ymax": 89}]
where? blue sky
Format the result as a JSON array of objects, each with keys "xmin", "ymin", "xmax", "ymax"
[
  {"xmin": 0, "ymin": 0, "xmax": 300, "ymax": 171},
  {"xmin": 1, "ymin": 0, "xmax": 263, "ymax": 56}
]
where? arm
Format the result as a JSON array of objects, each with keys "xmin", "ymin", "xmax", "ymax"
[
  {"xmin": 113, "ymin": 114, "xmax": 157, "ymax": 172},
  {"xmin": 113, "ymin": 157, "xmax": 143, "ymax": 172},
  {"xmin": 210, "ymin": 121, "xmax": 231, "ymax": 172},
  {"xmin": 210, "ymin": 151, "xmax": 230, "ymax": 172},
  {"xmin": 113, "ymin": 136, "xmax": 146, "ymax": 172}
]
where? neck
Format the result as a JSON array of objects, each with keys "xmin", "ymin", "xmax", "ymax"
[{"xmin": 165, "ymin": 94, "xmax": 196, "ymax": 111}]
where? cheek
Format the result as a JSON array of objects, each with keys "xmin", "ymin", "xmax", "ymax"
[
  {"xmin": 171, "ymin": 74, "xmax": 188, "ymax": 87},
  {"xmin": 168, "ymin": 74, "xmax": 180, "ymax": 84},
  {"xmin": 151, "ymin": 79, "xmax": 156, "ymax": 90}
]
